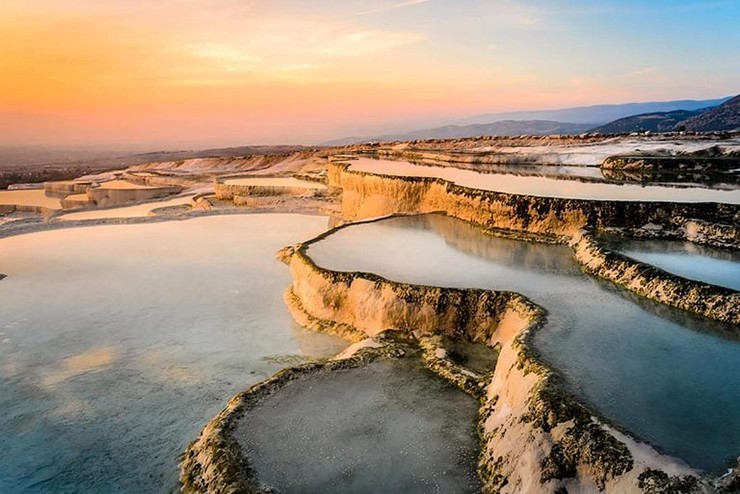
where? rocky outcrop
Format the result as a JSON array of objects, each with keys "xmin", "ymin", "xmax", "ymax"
[
  {"xmin": 191, "ymin": 193, "xmax": 215, "ymax": 211},
  {"xmin": 60, "ymin": 195, "xmax": 95, "ymax": 209},
  {"xmin": 602, "ymin": 154, "xmax": 740, "ymax": 174},
  {"xmin": 43, "ymin": 180, "xmax": 93, "ymax": 198},
  {"xmin": 573, "ymin": 234, "xmax": 740, "ymax": 326},
  {"xmin": 679, "ymin": 217, "xmax": 740, "ymax": 249},
  {"xmin": 0, "ymin": 204, "xmax": 58, "ymax": 217}
]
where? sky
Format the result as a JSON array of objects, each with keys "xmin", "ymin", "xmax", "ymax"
[{"xmin": 1, "ymin": 0, "xmax": 739, "ymax": 148}]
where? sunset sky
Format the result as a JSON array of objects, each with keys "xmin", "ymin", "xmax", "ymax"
[{"xmin": 1, "ymin": 0, "xmax": 739, "ymax": 148}]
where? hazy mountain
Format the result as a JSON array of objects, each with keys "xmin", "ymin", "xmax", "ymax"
[
  {"xmin": 590, "ymin": 109, "xmax": 706, "ymax": 134},
  {"xmin": 322, "ymin": 120, "xmax": 595, "ymax": 146},
  {"xmin": 680, "ymin": 94, "xmax": 740, "ymax": 132},
  {"xmin": 322, "ymin": 96, "xmax": 731, "ymax": 145},
  {"xmin": 457, "ymin": 97, "xmax": 730, "ymax": 126}
]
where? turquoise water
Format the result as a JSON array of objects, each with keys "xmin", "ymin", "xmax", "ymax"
[
  {"xmin": 307, "ymin": 214, "xmax": 740, "ymax": 473},
  {"xmin": 236, "ymin": 358, "xmax": 481, "ymax": 493},
  {"xmin": 0, "ymin": 215, "xmax": 347, "ymax": 493},
  {"xmin": 605, "ymin": 237, "xmax": 740, "ymax": 291}
]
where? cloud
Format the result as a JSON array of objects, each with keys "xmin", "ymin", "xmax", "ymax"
[
  {"xmin": 630, "ymin": 67, "xmax": 659, "ymax": 76},
  {"xmin": 318, "ymin": 29, "xmax": 425, "ymax": 57},
  {"xmin": 180, "ymin": 22, "xmax": 424, "ymax": 77},
  {"xmin": 355, "ymin": 0, "xmax": 429, "ymax": 16},
  {"xmin": 514, "ymin": 15, "xmax": 541, "ymax": 26},
  {"xmin": 187, "ymin": 43, "xmax": 262, "ymax": 71},
  {"xmin": 278, "ymin": 63, "xmax": 323, "ymax": 72}
]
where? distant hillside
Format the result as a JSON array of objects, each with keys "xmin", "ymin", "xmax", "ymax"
[
  {"xmin": 590, "ymin": 109, "xmax": 706, "ymax": 133},
  {"xmin": 457, "ymin": 97, "xmax": 730, "ymax": 126},
  {"xmin": 680, "ymin": 94, "xmax": 740, "ymax": 132},
  {"xmin": 322, "ymin": 120, "xmax": 594, "ymax": 146},
  {"xmin": 322, "ymin": 96, "xmax": 732, "ymax": 145}
]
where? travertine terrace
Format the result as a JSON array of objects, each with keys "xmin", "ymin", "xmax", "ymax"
[
  {"xmin": 2, "ymin": 134, "xmax": 738, "ymax": 493},
  {"xmin": 179, "ymin": 134, "xmax": 739, "ymax": 494}
]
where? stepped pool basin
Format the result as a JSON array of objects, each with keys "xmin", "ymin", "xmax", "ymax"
[
  {"xmin": 0, "ymin": 215, "xmax": 346, "ymax": 493},
  {"xmin": 347, "ymin": 157, "xmax": 740, "ymax": 203},
  {"xmin": 222, "ymin": 177, "xmax": 326, "ymax": 189},
  {"xmin": 57, "ymin": 194, "xmax": 195, "ymax": 221},
  {"xmin": 604, "ymin": 236, "xmax": 740, "ymax": 291},
  {"xmin": 306, "ymin": 213, "xmax": 740, "ymax": 473},
  {"xmin": 235, "ymin": 357, "xmax": 481, "ymax": 493}
]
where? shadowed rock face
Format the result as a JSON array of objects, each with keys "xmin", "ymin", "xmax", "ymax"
[
  {"xmin": 329, "ymin": 162, "xmax": 740, "ymax": 241},
  {"xmin": 602, "ymin": 155, "xmax": 740, "ymax": 174}
]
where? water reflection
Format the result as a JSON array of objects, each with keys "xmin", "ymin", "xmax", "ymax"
[
  {"xmin": 601, "ymin": 235, "xmax": 740, "ymax": 291},
  {"xmin": 0, "ymin": 215, "xmax": 347, "ymax": 493},
  {"xmin": 349, "ymin": 157, "xmax": 740, "ymax": 203},
  {"xmin": 41, "ymin": 346, "xmax": 120, "ymax": 388},
  {"xmin": 307, "ymin": 214, "xmax": 740, "ymax": 472}
]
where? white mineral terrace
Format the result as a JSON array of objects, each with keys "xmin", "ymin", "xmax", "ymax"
[
  {"xmin": 469, "ymin": 136, "xmax": 740, "ymax": 165},
  {"xmin": 347, "ymin": 157, "xmax": 740, "ymax": 203},
  {"xmin": 93, "ymin": 179, "xmax": 159, "ymax": 190},
  {"xmin": 222, "ymin": 177, "xmax": 326, "ymax": 189},
  {"xmin": 57, "ymin": 194, "xmax": 195, "ymax": 221},
  {"xmin": 64, "ymin": 193, "xmax": 89, "ymax": 201}
]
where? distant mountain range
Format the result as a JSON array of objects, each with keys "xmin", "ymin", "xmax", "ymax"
[
  {"xmin": 323, "ymin": 121, "xmax": 595, "ymax": 146},
  {"xmin": 322, "ymin": 96, "xmax": 733, "ymax": 145},
  {"xmin": 681, "ymin": 94, "xmax": 740, "ymax": 132},
  {"xmin": 457, "ymin": 97, "xmax": 730, "ymax": 126},
  {"xmin": 591, "ymin": 94, "xmax": 740, "ymax": 134},
  {"xmin": 590, "ymin": 110, "xmax": 705, "ymax": 133}
]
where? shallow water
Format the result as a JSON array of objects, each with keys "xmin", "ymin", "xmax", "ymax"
[
  {"xmin": 0, "ymin": 189, "xmax": 62, "ymax": 209},
  {"xmin": 223, "ymin": 177, "xmax": 326, "ymax": 189},
  {"xmin": 307, "ymin": 214, "xmax": 740, "ymax": 472},
  {"xmin": 235, "ymin": 358, "xmax": 481, "ymax": 493},
  {"xmin": 0, "ymin": 215, "xmax": 347, "ymax": 493},
  {"xmin": 604, "ymin": 237, "xmax": 740, "ymax": 291},
  {"xmin": 348, "ymin": 157, "xmax": 740, "ymax": 203}
]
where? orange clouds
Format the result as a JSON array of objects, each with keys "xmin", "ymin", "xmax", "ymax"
[
  {"xmin": 3, "ymin": 1, "xmax": 732, "ymax": 146},
  {"xmin": 0, "ymin": 3, "xmax": 447, "ymax": 144}
]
